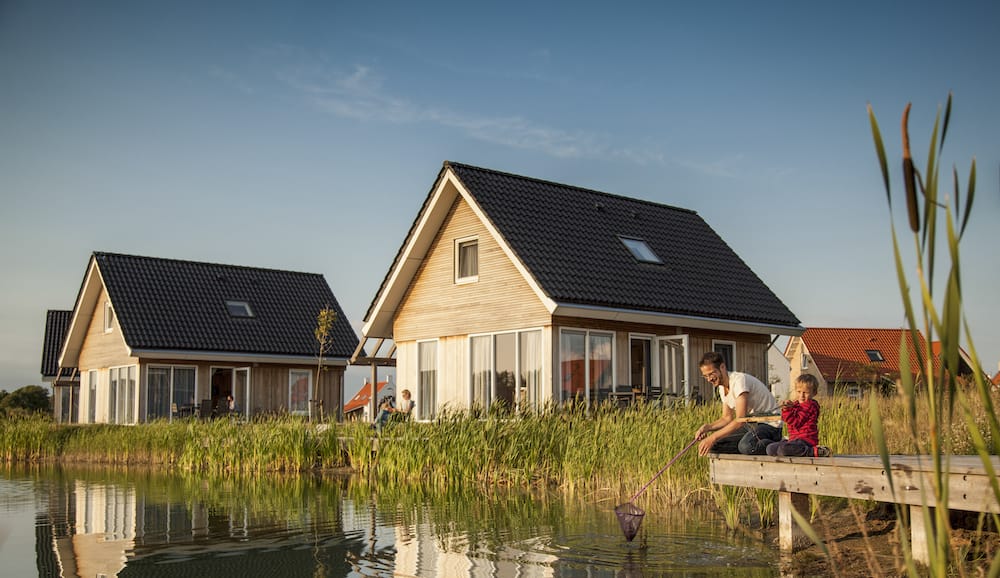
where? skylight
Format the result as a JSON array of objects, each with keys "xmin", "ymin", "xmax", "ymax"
[
  {"xmin": 226, "ymin": 300, "xmax": 254, "ymax": 318},
  {"xmin": 865, "ymin": 349, "xmax": 884, "ymax": 362},
  {"xmin": 620, "ymin": 237, "xmax": 662, "ymax": 264}
]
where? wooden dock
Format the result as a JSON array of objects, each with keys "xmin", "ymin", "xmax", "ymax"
[{"xmin": 710, "ymin": 454, "xmax": 999, "ymax": 564}]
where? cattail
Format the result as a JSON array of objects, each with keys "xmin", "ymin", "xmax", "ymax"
[{"xmin": 901, "ymin": 103, "xmax": 919, "ymax": 232}]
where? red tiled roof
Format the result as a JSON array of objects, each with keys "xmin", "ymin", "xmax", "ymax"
[
  {"xmin": 992, "ymin": 371, "xmax": 1000, "ymax": 387},
  {"xmin": 344, "ymin": 381, "xmax": 390, "ymax": 413},
  {"xmin": 800, "ymin": 328, "xmax": 928, "ymax": 384}
]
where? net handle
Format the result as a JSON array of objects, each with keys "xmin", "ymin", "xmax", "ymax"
[{"xmin": 627, "ymin": 437, "xmax": 699, "ymax": 503}]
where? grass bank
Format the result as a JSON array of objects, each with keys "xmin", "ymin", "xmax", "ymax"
[{"xmin": 2, "ymin": 389, "xmax": 995, "ymax": 504}]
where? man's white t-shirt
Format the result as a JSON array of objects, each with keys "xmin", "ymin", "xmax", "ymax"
[{"xmin": 718, "ymin": 371, "xmax": 778, "ymax": 415}]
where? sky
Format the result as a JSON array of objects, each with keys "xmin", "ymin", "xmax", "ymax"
[{"xmin": 2, "ymin": 1, "xmax": 998, "ymax": 397}]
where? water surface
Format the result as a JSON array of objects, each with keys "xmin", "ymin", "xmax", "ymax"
[{"xmin": 0, "ymin": 465, "xmax": 778, "ymax": 576}]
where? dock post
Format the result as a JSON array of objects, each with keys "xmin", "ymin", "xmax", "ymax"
[{"xmin": 778, "ymin": 491, "xmax": 810, "ymax": 551}]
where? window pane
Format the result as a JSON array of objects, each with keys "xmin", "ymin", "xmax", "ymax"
[
  {"xmin": 458, "ymin": 240, "xmax": 478, "ymax": 278},
  {"xmin": 560, "ymin": 331, "xmax": 586, "ymax": 402},
  {"xmin": 88, "ymin": 371, "xmax": 97, "ymax": 423},
  {"xmin": 109, "ymin": 369, "xmax": 118, "ymax": 424},
  {"xmin": 589, "ymin": 333, "xmax": 613, "ymax": 403},
  {"xmin": 148, "ymin": 368, "xmax": 170, "ymax": 420},
  {"xmin": 519, "ymin": 330, "xmax": 542, "ymax": 410},
  {"xmin": 173, "ymin": 368, "xmax": 196, "ymax": 417},
  {"xmin": 419, "ymin": 341, "xmax": 437, "ymax": 419},
  {"xmin": 125, "ymin": 366, "xmax": 136, "ymax": 424},
  {"xmin": 289, "ymin": 370, "xmax": 310, "ymax": 413},
  {"xmin": 471, "ymin": 336, "xmax": 491, "ymax": 408},
  {"xmin": 494, "ymin": 333, "xmax": 516, "ymax": 411}
]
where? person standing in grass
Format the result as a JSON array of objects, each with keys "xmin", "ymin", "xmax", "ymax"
[
  {"xmin": 695, "ymin": 351, "xmax": 782, "ymax": 456},
  {"xmin": 766, "ymin": 374, "xmax": 828, "ymax": 457}
]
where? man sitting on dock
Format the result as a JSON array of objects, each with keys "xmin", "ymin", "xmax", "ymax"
[{"xmin": 694, "ymin": 351, "xmax": 781, "ymax": 456}]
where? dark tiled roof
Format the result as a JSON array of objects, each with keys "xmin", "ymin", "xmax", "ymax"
[
  {"xmin": 40, "ymin": 309, "xmax": 75, "ymax": 378},
  {"xmin": 94, "ymin": 252, "xmax": 359, "ymax": 358},
  {"xmin": 446, "ymin": 162, "xmax": 801, "ymax": 328}
]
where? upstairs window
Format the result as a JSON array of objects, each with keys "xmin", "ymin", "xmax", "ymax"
[
  {"xmin": 455, "ymin": 237, "xmax": 479, "ymax": 283},
  {"xmin": 620, "ymin": 237, "xmax": 662, "ymax": 264},
  {"xmin": 865, "ymin": 349, "xmax": 885, "ymax": 362},
  {"xmin": 104, "ymin": 301, "xmax": 115, "ymax": 333},
  {"xmin": 226, "ymin": 300, "xmax": 254, "ymax": 318}
]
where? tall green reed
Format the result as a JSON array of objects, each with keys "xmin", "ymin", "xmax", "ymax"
[{"xmin": 862, "ymin": 93, "xmax": 998, "ymax": 577}]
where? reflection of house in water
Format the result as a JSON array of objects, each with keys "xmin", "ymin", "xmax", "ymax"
[
  {"xmin": 34, "ymin": 474, "xmax": 559, "ymax": 576},
  {"xmin": 393, "ymin": 523, "xmax": 557, "ymax": 576},
  {"xmin": 34, "ymin": 476, "xmax": 368, "ymax": 577}
]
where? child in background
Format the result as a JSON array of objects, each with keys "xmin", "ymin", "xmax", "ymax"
[{"xmin": 766, "ymin": 374, "xmax": 829, "ymax": 457}]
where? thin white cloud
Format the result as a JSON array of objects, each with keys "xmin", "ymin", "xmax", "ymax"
[
  {"xmin": 276, "ymin": 55, "xmax": 769, "ymax": 176},
  {"xmin": 279, "ymin": 59, "xmax": 661, "ymax": 162}
]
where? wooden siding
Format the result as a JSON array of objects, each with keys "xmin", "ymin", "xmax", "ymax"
[
  {"xmin": 394, "ymin": 192, "xmax": 550, "ymax": 341},
  {"xmin": 77, "ymin": 287, "xmax": 134, "ymax": 372}
]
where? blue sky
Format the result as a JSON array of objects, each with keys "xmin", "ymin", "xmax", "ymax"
[{"xmin": 2, "ymin": 1, "xmax": 998, "ymax": 394}]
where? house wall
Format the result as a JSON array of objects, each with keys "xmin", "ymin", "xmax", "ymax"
[
  {"xmin": 393, "ymin": 193, "xmax": 554, "ymax": 417},
  {"xmin": 393, "ymin": 194, "xmax": 551, "ymax": 340},
  {"xmin": 786, "ymin": 338, "xmax": 831, "ymax": 396}
]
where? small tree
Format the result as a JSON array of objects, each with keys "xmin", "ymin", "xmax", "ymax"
[
  {"xmin": 314, "ymin": 305, "xmax": 337, "ymax": 421},
  {"xmin": 0, "ymin": 385, "xmax": 51, "ymax": 416}
]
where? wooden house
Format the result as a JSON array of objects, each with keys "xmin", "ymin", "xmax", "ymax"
[
  {"xmin": 46, "ymin": 252, "xmax": 359, "ymax": 424},
  {"xmin": 784, "ymin": 327, "xmax": 925, "ymax": 397},
  {"xmin": 353, "ymin": 162, "xmax": 804, "ymax": 419},
  {"xmin": 41, "ymin": 309, "xmax": 79, "ymax": 422}
]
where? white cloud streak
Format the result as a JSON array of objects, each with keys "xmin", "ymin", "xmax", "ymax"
[{"xmin": 279, "ymin": 59, "xmax": 667, "ymax": 164}]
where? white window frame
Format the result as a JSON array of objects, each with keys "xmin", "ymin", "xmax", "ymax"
[
  {"xmin": 87, "ymin": 370, "xmax": 97, "ymax": 423},
  {"xmin": 801, "ymin": 354, "xmax": 810, "ymax": 371},
  {"xmin": 468, "ymin": 328, "xmax": 544, "ymax": 412},
  {"xmin": 454, "ymin": 236, "xmax": 479, "ymax": 284},
  {"xmin": 104, "ymin": 300, "xmax": 115, "ymax": 333},
  {"xmin": 108, "ymin": 365, "xmax": 137, "ymax": 424},
  {"xmin": 558, "ymin": 328, "xmax": 616, "ymax": 406},
  {"xmin": 712, "ymin": 340, "xmax": 737, "ymax": 372},
  {"xmin": 288, "ymin": 369, "xmax": 312, "ymax": 416},
  {"xmin": 417, "ymin": 339, "xmax": 439, "ymax": 420}
]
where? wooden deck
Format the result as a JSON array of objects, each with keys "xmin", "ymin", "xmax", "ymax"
[{"xmin": 710, "ymin": 454, "xmax": 999, "ymax": 564}]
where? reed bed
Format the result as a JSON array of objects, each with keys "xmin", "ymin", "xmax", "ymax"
[
  {"xmin": 0, "ymin": 415, "xmax": 351, "ymax": 474},
  {"xmin": 2, "ymin": 387, "xmax": 994, "ymax": 507}
]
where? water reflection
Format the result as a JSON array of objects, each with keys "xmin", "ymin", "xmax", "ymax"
[{"xmin": 0, "ymin": 465, "xmax": 778, "ymax": 576}]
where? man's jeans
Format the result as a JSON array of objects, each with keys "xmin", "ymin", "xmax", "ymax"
[{"xmin": 710, "ymin": 423, "xmax": 782, "ymax": 455}]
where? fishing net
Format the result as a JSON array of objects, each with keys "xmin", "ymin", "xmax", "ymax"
[{"xmin": 614, "ymin": 502, "xmax": 645, "ymax": 542}]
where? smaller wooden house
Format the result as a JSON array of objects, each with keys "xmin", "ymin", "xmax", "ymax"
[
  {"xmin": 46, "ymin": 252, "xmax": 359, "ymax": 424},
  {"xmin": 41, "ymin": 309, "xmax": 79, "ymax": 422}
]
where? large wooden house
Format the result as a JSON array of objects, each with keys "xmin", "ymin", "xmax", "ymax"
[
  {"xmin": 45, "ymin": 252, "xmax": 359, "ymax": 423},
  {"xmin": 353, "ymin": 162, "xmax": 804, "ymax": 419}
]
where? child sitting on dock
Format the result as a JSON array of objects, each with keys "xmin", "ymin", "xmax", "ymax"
[{"xmin": 766, "ymin": 374, "xmax": 830, "ymax": 457}]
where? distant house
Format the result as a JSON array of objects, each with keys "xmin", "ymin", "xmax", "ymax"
[
  {"xmin": 353, "ymin": 161, "xmax": 803, "ymax": 419},
  {"xmin": 784, "ymin": 328, "xmax": 928, "ymax": 397},
  {"xmin": 41, "ymin": 309, "xmax": 79, "ymax": 421},
  {"xmin": 343, "ymin": 378, "xmax": 392, "ymax": 421},
  {"xmin": 44, "ymin": 252, "xmax": 359, "ymax": 424}
]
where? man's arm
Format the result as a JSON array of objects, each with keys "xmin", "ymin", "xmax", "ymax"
[{"xmin": 697, "ymin": 393, "xmax": 748, "ymax": 456}]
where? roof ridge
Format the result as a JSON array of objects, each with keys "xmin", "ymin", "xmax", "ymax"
[
  {"xmin": 444, "ymin": 160, "xmax": 697, "ymax": 215},
  {"xmin": 93, "ymin": 251, "xmax": 324, "ymax": 278}
]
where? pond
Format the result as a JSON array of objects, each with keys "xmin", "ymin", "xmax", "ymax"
[{"xmin": 0, "ymin": 465, "xmax": 779, "ymax": 577}]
